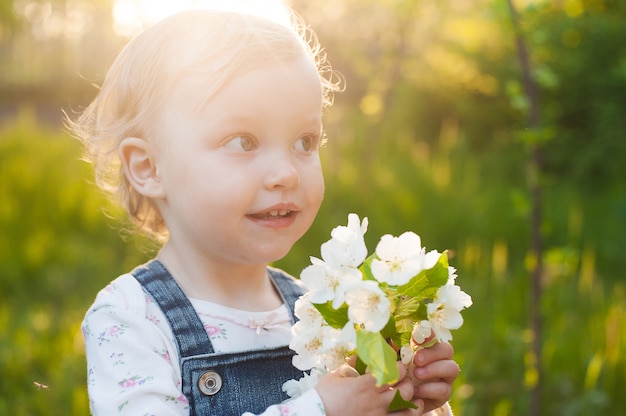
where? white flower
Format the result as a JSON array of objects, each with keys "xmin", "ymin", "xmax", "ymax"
[
  {"xmin": 423, "ymin": 284, "xmax": 472, "ymax": 343},
  {"xmin": 344, "ymin": 281, "xmax": 391, "ymax": 332},
  {"xmin": 370, "ymin": 232, "xmax": 428, "ymax": 286},
  {"xmin": 293, "ymin": 294, "xmax": 323, "ymax": 327},
  {"xmin": 447, "ymin": 266, "xmax": 458, "ymax": 285},
  {"xmin": 400, "ymin": 344, "xmax": 415, "ymax": 365},
  {"xmin": 321, "ymin": 323, "xmax": 357, "ymax": 371},
  {"xmin": 436, "ymin": 284, "xmax": 473, "ymax": 311},
  {"xmin": 300, "ymin": 256, "xmax": 362, "ymax": 308},
  {"xmin": 400, "ymin": 344, "xmax": 418, "ymax": 383},
  {"xmin": 300, "ymin": 213, "xmax": 369, "ymax": 307},
  {"xmin": 323, "ymin": 213, "xmax": 369, "ymax": 268},
  {"xmin": 289, "ymin": 331, "xmax": 324, "ymax": 371},
  {"xmin": 424, "ymin": 249, "xmax": 441, "ymax": 269},
  {"xmin": 282, "ymin": 368, "xmax": 325, "ymax": 398},
  {"xmin": 290, "ymin": 321, "xmax": 326, "ymax": 370},
  {"xmin": 426, "ymin": 302, "xmax": 464, "ymax": 343},
  {"xmin": 411, "ymin": 320, "xmax": 433, "ymax": 344},
  {"xmin": 291, "ymin": 320, "xmax": 356, "ymax": 373}
]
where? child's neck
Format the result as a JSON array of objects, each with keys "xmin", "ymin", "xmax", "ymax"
[{"xmin": 156, "ymin": 245, "xmax": 283, "ymax": 311}]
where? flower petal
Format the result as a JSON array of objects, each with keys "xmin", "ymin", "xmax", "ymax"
[{"xmin": 345, "ymin": 281, "xmax": 391, "ymax": 332}]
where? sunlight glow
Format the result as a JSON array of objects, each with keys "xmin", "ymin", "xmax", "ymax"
[{"xmin": 113, "ymin": 0, "xmax": 293, "ymax": 37}]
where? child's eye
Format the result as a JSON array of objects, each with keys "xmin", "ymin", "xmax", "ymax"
[
  {"xmin": 294, "ymin": 135, "xmax": 318, "ymax": 152},
  {"xmin": 224, "ymin": 135, "xmax": 257, "ymax": 152}
]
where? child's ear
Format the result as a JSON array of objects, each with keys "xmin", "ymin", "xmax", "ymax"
[{"xmin": 119, "ymin": 137, "xmax": 165, "ymax": 198}]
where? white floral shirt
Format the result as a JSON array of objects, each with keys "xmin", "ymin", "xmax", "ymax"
[{"xmin": 82, "ymin": 273, "xmax": 325, "ymax": 416}]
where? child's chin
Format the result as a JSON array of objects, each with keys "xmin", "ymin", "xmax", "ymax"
[{"xmin": 268, "ymin": 250, "xmax": 290, "ymax": 263}]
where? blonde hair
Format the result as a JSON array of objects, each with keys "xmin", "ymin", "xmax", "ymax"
[{"xmin": 69, "ymin": 8, "xmax": 341, "ymax": 241}]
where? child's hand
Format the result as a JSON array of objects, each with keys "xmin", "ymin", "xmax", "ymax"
[
  {"xmin": 315, "ymin": 362, "xmax": 424, "ymax": 416},
  {"xmin": 411, "ymin": 341, "xmax": 459, "ymax": 413}
]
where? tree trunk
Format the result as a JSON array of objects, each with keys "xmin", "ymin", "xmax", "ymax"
[{"xmin": 505, "ymin": 1, "xmax": 543, "ymax": 415}]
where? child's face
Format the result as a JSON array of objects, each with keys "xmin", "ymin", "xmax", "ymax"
[{"xmin": 151, "ymin": 55, "xmax": 325, "ymax": 266}]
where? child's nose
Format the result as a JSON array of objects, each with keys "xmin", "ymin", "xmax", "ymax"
[{"xmin": 264, "ymin": 151, "xmax": 300, "ymax": 190}]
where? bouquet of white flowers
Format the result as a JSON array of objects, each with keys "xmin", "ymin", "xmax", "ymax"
[{"xmin": 282, "ymin": 214, "xmax": 472, "ymax": 410}]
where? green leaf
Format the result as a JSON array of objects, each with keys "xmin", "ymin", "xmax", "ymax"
[
  {"xmin": 388, "ymin": 389, "xmax": 418, "ymax": 412},
  {"xmin": 380, "ymin": 314, "xmax": 398, "ymax": 340},
  {"xmin": 360, "ymin": 253, "xmax": 378, "ymax": 281},
  {"xmin": 356, "ymin": 330, "xmax": 399, "ymax": 386},
  {"xmin": 397, "ymin": 251, "xmax": 449, "ymax": 299},
  {"xmin": 393, "ymin": 295, "xmax": 425, "ymax": 334},
  {"xmin": 312, "ymin": 301, "xmax": 350, "ymax": 329},
  {"xmin": 394, "ymin": 314, "xmax": 419, "ymax": 338},
  {"xmin": 354, "ymin": 355, "xmax": 367, "ymax": 375},
  {"xmin": 391, "ymin": 300, "xmax": 425, "ymax": 348}
]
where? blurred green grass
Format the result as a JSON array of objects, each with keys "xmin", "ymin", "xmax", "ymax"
[{"xmin": 1, "ymin": 108, "xmax": 624, "ymax": 415}]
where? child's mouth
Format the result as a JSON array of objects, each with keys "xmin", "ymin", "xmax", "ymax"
[{"xmin": 250, "ymin": 210, "xmax": 293, "ymax": 220}]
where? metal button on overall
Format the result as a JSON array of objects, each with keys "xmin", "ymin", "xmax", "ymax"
[{"xmin": 198, "ymin": 371, "xmax": 222, "ymax": 396}]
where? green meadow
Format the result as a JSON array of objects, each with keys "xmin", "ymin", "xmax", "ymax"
[{"xmin": 1, "ymin": 0, "xmax": 625, "ymax": 414}]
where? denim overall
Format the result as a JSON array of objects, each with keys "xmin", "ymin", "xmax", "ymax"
[{"xmin": 132, "ymin": 260, "xmax": 306, "ymax": 416}]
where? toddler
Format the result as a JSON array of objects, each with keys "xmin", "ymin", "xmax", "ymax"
[{"xmin": 71, "ymin": 6, "xmax": 459, "ymax": 416}]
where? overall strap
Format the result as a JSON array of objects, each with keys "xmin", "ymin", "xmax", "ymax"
[
  {"xmin": 132, "ymin": 260, "xmax": 215, "ymax": 357},
  {"xmin": 267, "ymin": 267, "xmax": 305, "ymax": 324}
]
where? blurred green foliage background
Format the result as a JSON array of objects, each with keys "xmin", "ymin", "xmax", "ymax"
[{"xmin": 1, "ymin": 0, "xmax": 625, "ymax": 415}]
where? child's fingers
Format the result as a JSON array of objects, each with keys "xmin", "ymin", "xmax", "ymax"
[
  {"xmin": 413, "ymin": 357, "xmax": 459, "ymax": 384},
  {"xmin": 395, "ymin": 376, "xmax": 416, "ymax": 401},
  {"xmin": 381, "ymin": 375, "xmax": 416, "ymax": 407},
  {"xmin": 370, "ymin": 361, "xmax": 408, "ymax": 393},
  {"xmin": 413, "ymin": 379, "xmax": 452, "ymax": 404},
  {"xmin": 337, "ymin": 363, "xmax": 360, "ymax": 377},
  {"xmin": 413, "ymin": 342, "xmax": 454, "ymax": 367}
]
